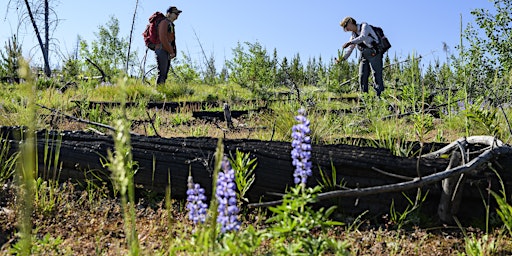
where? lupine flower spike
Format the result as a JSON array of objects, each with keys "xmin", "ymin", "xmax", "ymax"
[
  {"xmin": 291, "ymin": 108, "xmax": 312, "ymax": 185},
  {"xmin": 216, "ymin": 157, "xmax": 241, "ymax": 233},
  {"xmin": 186, "ymin": 175, "xmax": 208, "ymax": 225}
]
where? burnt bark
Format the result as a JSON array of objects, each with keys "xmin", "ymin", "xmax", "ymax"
[{"xmin": 2, "ymin": 126, "xmax": 511, "ymax": 219}]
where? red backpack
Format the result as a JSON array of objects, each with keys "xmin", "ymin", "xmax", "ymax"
[{"xmin": 142, "ymin": 12, "xmax": 166, "ymax": 50}]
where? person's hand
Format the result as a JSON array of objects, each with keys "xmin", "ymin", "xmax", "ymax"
[
  {"xmin": 334, "ymin": 57, "xmax": 341, "ymax": 64},
  {"xmin": 170, "ymin": 52, "xmax": 176, "ymax": 59},
  {"xmin": 342, "ymin": 42, "xmax": 352, "ymax": 49}
]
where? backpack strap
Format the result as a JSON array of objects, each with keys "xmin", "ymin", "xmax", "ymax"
[
  {"xmin": 354, "ymin": 25, "xmax": 368, "ymax": 50},
  {"xmin": 367, "ymin": 25, "xmax": 379, "ymax": 44}
]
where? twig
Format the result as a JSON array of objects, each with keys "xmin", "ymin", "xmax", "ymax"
[
  {"xmin": 371, "ymin": 166, "xmax": 414, "ymax": 181},
  {"xmin": 192, "ymin": 28, "xmax": 216, "ymax": 83},
  {"xmin": 37, "ymin": 104, "xmax": 140, "ymax": 136},
  {"xmin": 146, "ymin": 110, "xmax": 160, "ymax": 137}
]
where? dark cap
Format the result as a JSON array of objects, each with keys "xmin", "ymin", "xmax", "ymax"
[{"xmin": 167, "ymin": 6, "xmax": 182, "ymax": 14}]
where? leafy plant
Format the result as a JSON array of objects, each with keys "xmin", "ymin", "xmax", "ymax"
[
  {"xmin": 34, "ymin": 177, "xmax": 60, "ymax": 215},
  {"xmin": 79, "ymin": 16, "xmax": 137, "ymax": 81},
  {"xmin": 10, "ymin": 233, "xmax": 69, "ymax": 255},
  {"xmin": 465, "ymin": 99, "xmax": 500, "ymax": 135},
  {"xmin": 371, "ymin": 121, "xmax": 416, "ymax": 157},
  {"xmin": 317, "ymin": 163, "xmax": 345, "ymax": 192},
  {"xmin": 0, "ymin": 134, "xmax": 18, "ymax": 184},
  {"xmin": 490, "ymin": 190, "xmax": 512, "ymax": 235},
  {"xmin": 462, "ymin": 233, "xmax": 497, "ymax": 256},
  {"xmin": 0, "ymin": 35, "xmax": 22, "ymax": 82},
  {"xmin": 228, "ymin": 149, "xmax": 257, "ymax": 203},
  {"xmin": 14, "ymin": 59, "xmax": 37, "ymax": 255},
  {"xmin": 266, "ymin": 185, "xmax": 347, "ymax": 255},
  {"xmin": 217, "ymin": 225, "xmax": 264, "ymax": 255},
  {"xmin": 227, "ymin": 41, "xmax": 276, "ymax": 99},
  {"xmin": 388, "ymin": 189, "xmax": 428, "ymax": 230},
  {"xmin": 103, "ymin": 79, "xmax": 140, "ymax": 255}
]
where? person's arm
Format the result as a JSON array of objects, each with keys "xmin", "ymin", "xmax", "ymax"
[
  {"xmin": 158, "ymin": 20, "xmax": 174, "ymax": 55},
  {"xmin": 347, "ymin": 23, "xmax": 371, "ymax": 45},
  {"xmin": 341, "ymin": 34, "xmax": 356, "ymax": 60},
  {"xmin": 342, "ymin": 44, "xmax": 356, "ymax": 60}
]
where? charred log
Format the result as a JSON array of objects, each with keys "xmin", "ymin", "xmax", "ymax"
[{"xmin": 2, "ymin": 126, "xmax": 511, "ymax": 221}]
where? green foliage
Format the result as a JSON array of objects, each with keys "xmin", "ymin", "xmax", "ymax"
[
  {"xmin": 227, "ymin": 42, "xmax": 276, "ymax": 99},
  {"xmin": 464, "ymin": 99, "xmax": 500, "ymax": 135},
  {"xmin": 34, "ymin": 178, "xmax": 60, "ymax": 215},
  {"xmin": 168, "ymin": 111, "xmax": 192, "ymax": 126},
  {"xmin": 156, "ymin": 83, "xmax": 194, "ymax": 100},
  {"xmin": 308, "ymin": 107, "xmax": 345, "ymax": 144},
  {"xmin": 470, "ymin": 0, "xmax": 512, "ymax": 73},
  {"xmin": 412, "ymin": 112, "xmax": 435, "ymax": 140},
  {"xmin": 170, "ymin": 52, "xmax": 201, "ymax": 84},
  {"xmin": 317, "ymin": 164, "xmax": 345, "ymax": 192},
  {"xmin": 324, "ymin": 52, "xmax": 358, "ymax": 93},
  {"xmin": 62, "ymin": 56, "xmax": 83, "ymax": 81},
  {"xmin": 15, "ymin": 60, "xmax": 37, "ymax": 255},
  {"xmin": 78, "ymin": 170, "xmax": 110, "ymax": 208},
  {"xmin": 35, "ymin": 76, "xmax": 60, "ymax": 90},
  {"xmin": 228, "ymin": 149, "xmax": 257, "ymax": 203},
  {"xmin": 10, "ymin": 233, "xmax": 69, "ymax": 255},
  {"xmin": 289, "ymin": 53, "xmax": 305, "ymax": 87},
  {"xmin": 266, "ymin": 185, "xmax": 348, "ymax": 255},
  {"xmin": 371, "ymin": 119, "xmax": 417, "ymax": 157},
  {"xmin": 79, "ymin": 16, "xmax": 137, "ymax": 81},
  {"xmin": 217, "ymin": 225, "xmax": 264, "ymax": 255},
  {"xmin": 103, "ymin": 79, "xmax": 140, "ymax": 255},
  {"xmin": 0, "ymin": 35, "xmax": 22, "ymax": 82},
  {"xmin": 201, "ymin": 54, "xmax": 218, "ymax": 85},
  {"xmin": 461, "ymin": 233, "xmax": 497, "ymax": 256},
  {"xmin": 388, "ymin": 189, "xmax": 428, "ymax": 230},
  {"xmin": 262, "ymin": 101, "xmax": 300, "ymax": 141},
  {"xmin": 490, "ymin": 190, "xmax": 512, "ymax": 235},
  {"xmin": 0, "ymin": 134, "xmax": 17, "ymax": 184}
]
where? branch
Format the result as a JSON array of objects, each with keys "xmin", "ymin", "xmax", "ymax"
[
  {"xmin": 422, "ymin": 136, "xmax": 503, "ymax": 159},
  {"xmin": 37, "ymin": 104, "xmax": 140, "ymax": 136},
  {"xmin": 85, "ymin": 57, "xmax": 107, "ymax": 82},
  {"xmin": 248, "ymin": 143, "xmax": 512, "ymax": 208}
]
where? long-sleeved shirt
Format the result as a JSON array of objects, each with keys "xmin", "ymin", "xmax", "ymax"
[{"xmin": 342, "ymin": 22, "xmax": 379, "ymax": 60}]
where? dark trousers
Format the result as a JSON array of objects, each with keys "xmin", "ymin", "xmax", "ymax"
[
  {"xmin": 156, "ymin": 48, "xmax": 170, "ymax": 85},
  {"xmin": 359, "ymin": 48, "xmax": 384, "ymax": 96}
]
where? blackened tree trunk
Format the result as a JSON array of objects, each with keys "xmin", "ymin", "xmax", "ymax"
[{"xmin": 19, "ymin": 0, "xmax": 52, "ymax": 77}]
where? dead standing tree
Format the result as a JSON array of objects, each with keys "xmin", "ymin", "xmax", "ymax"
[
  {"xmin": 125, "ymin": 0, "xmax": 139, "ymax": 74},
  {"xmin": 7, "ymin": 0, "xmax": 57, "ymax": 77}
]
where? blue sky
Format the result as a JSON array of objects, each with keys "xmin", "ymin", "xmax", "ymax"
[{"xmin": 0, "ymin": 1, "xmax": 496, "ymax": 72}]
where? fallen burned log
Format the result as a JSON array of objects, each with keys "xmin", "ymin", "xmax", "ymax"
[{"xmin": 2, "ymin": 126, "xmax": 511, "ymax": 221}]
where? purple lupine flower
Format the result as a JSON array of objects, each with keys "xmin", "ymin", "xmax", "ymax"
[
  {"xmin": 291, "ymin": 108, "xmax": 312, "ymax": 185},
  {"xmin": 216, "ymin": 157, "xmax": 240, "ymax": 233},
  {"xmin": 457, "ymin": 100, "xmax": 465, "ymax": 111},
  {"xmin": 186, "ymin": 175, "xmax": 208, "ymax": 224}
]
